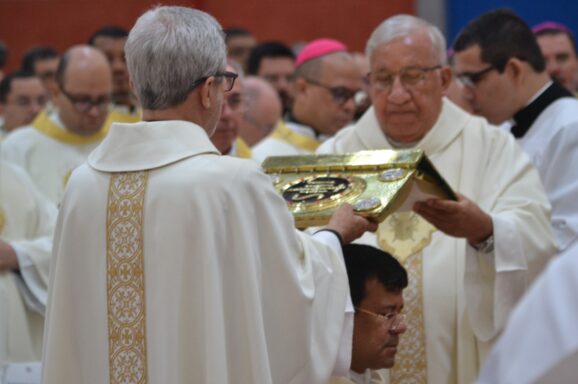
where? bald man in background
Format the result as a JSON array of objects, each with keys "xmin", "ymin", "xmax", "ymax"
[
  {"xmin": 238, "ymin": 76, "xmax": 282, "ymax": 148},
  {"xmin": 1, "ymin": 45, "xmax": 136, "ymax": 204}
]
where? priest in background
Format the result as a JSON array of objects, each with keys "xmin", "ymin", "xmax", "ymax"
[{"xmin": 41, "ymin": 6, "xmax": 376, "ymax": 384}]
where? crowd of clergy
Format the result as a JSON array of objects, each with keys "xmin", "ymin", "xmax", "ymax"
[{"xmin": 1, "ymin": 5, "xmax": 578, "ymax": 384}]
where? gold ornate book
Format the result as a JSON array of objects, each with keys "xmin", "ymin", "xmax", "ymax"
[{"xmin": 262, "ymin": 149, "xmax": 456, "ymax": 228}]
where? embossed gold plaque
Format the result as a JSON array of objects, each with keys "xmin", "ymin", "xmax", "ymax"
[{"xmin": 262, "ymin": 149, "xmax": 456, "ymax": 228}]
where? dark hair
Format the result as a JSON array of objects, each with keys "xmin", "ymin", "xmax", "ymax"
[
  {"xmin": 0, "ymin": 70, "xmax": 36, "ymax": 103},
  {"xmin": 453, "ymin": 8, "xmax": 545, "ymax": 73},
  {"xmin": 224, "ymin": 27, "xmax": 252, "ymax": 43},
  {"xmin": 21, "ymin": 46, "xmax": 59, "ymax": 73},
  {"xmin": 88, "ymin": 25, "xmax": 129, "ymax": 45},
  {"xmin": 247, "ymin": 42, "xmax": 295, "ymax": 75},
  {"xmin": 342, "ymin": 244, "xmax": 408, "ymax": 307},
  {"xmin": 0, "ymin": 41, "xmax": 7, "ymax": 69},
  {"xmin": 535, "ymin": 28, "xmax": 578, "ymax": 56}
]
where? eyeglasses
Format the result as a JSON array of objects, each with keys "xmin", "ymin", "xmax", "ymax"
[
  {"xmin": 191, "ymin": 71, "xmax": 238, "ymax": 92},
  {"xmin": 456, "ymin": 66, "xmax": 498, "ymax": 88},
  {"xmin": 355, "ymin": 307, "xmax": 406, "ymax": 332},
  {"xmin": 304, "ymin": 78, "xmax": 364, "ymax": 105},
  {"xmin": 367, "ymin": 65, "xmax": 442, "ymax": 92},
  {"xmin": 60, "ymin": 88, "xmax": 111, "ymax": 113}
]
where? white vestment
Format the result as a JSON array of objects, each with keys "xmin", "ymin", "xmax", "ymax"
[
  {"xmin": 0, "ymin": 161, "xmax": 57, "ymax": 363},
  {"xmin": 477, "ymin": 242, "xmax": 578, "ymax": 384},
  {"xmin": 318, "ymin": 99, "xmax": 556, "ymax": 383},
  {"xmin": 507, "ymin": 96, "xmax": 578, "ymax": 254},
  {"xmin": 252, "ymin": 120, "xmax": 323, "ymax": 163},
  {"xmin": 42, "ymin": 120, "xmax": 354, "ymax": 384},
  {"xmin": 0, "ymin": 110, "xmax": 139, "ymax": 205}
]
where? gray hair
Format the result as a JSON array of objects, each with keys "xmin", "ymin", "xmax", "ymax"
[
  {"xmin": 125, "ymin": 6, "xmax": 226, "ymax": 110},
  {"xmin": 366, "ymin": 15, "xmax": 447, "ymax": 65}
]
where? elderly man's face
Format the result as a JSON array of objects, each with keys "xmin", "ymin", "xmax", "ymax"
[
  {"xmin": 369, "ymin": 31, "xmax": 450, "ymax": 143},
  {"xmin": 537, "ymin": 33, "xmax": 578, "ymax": 92},
  {"xmin": 453, "ymin": 44, "xmax": 519, "ymax": 125},
  {"xmin": 1, "ymin": 77, "xmax": 47, "ymax": 131},
  {"xmin": 211, "ymin": 65, "xmax": 243, "ymax": 154},
  {"xmin": 351, "ymin": 279, "xmax": 406, "ymax": 372}
]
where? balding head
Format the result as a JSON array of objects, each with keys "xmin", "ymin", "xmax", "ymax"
[
  {"xmin": 239, "ymin": 76, "xmax": 282, "ymax": 146},
  {"xmin": 53, "ymin": 45, "xmax": 112, "ymax": 136}
]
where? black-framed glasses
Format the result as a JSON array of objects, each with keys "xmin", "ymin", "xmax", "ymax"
[
  {"xmin": 456, "ymin": 66, "xmax": 498, "ymax": 88},
  {"xmin": 60, "ymin": 88, "xmax": 111, "ymax": 113},
  {"xmin": 355, "ymin": 307, "xmax": 406, "ymax": 332},
  {"xmin": 304, "ymin": 78, "xmax": 363, "ymax": 105},
  {"xmin": 367, "ymin": 65, "xmax": 442, "ymax": 92},
  {"xmin": 191, "ymin": 71, "xmax": 238, "ymax": 92}
]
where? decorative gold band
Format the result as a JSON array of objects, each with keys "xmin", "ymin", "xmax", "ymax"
[{"xmin": 106, "ymin": 171, "xmax": 149, "ymax": 384}]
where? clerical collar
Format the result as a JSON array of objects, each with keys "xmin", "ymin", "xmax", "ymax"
[
  {"xmin": 511, "ymin": 81, "xmax": 574, "ymax": 138},
  {"xmin": 386, "ymin": 134, "xmax": 419, "ymax": 149},
  {"xmin": 349, "ymin": 369, "xmax": 371, "ymax": 384}
]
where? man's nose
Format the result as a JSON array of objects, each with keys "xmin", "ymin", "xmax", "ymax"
[{"xmin": 387, "ymin": 77, "xmax": 411, "ymax": 103}]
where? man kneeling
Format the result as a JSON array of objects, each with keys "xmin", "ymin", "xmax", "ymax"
[{"xmin": 331, "ymin": 244, "xmax": 408, "ymax": 384}]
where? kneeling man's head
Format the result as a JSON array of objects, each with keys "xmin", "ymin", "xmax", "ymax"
[{"xmin": 343, "ymin": 244, "xmax": 408, "ymax": 372}]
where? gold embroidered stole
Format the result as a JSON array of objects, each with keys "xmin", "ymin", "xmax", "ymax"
[
  {"xmin": 378, "ymin": 213, "xmax": 430, "ymax": 383},
  {"xmin": 235, "ymin": 137, "xmax": 253, "ymax": 159},
  {"xmin": 271, "ymin": 121, "xmax": 321, "ymax": 152},
  {"xmin": 107, "ymin": 171, "xmax": 149, "ymax": 384},
  {"xmin": 32, "ymin": 109, "xmax": 140, "ymax": 145}
]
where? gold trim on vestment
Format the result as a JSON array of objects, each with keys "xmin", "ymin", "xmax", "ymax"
[
  {"xmin": 271, "ymin": 120, "xmax": 321, "ymax": 152},
  {"xmin": 0, "ymin": 207, "xmax": 5, "ymax": 234},
  {"xmin": 235, "ymin": 137, "xmax": 253, "ymax": 158},
  {"xmin": 32, "ymin": 109, "xmax": 139, "ymax": 145},
  {"xmin": 107, "ymin": 171, "xmax": 149, "ymax": 384},
  {"xmin": 389, "ymin": 251, "xmax": 428, "ymax": 383}
]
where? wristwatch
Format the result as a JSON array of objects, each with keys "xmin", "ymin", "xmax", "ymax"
[{"xmin": 471, "ymin": 234, "xmax": 495, "ymax": 254}]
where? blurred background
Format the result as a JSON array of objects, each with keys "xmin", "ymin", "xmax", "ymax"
[{"xmin": 0, "ymin": 0, "xmax": 577, "ymax": 71}]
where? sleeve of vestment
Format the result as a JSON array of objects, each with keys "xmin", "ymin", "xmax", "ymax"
[
  {"xmin": 228, "ymin": 160, "xmax": 353, "ymax": 383},
  {"xmin": 7, "ymin": 163, "xmax": 58, "ymax": 311}
]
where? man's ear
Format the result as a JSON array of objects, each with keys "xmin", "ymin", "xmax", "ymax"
[
  {"xmin": 439, "ymin": 65, "xmax": 453, "ymax": 92},
  {"xmin": 505, "ymin": 58, "xmax": 525, "ymax": 84},
  {"xmin": 200, "ymin": 77, "xmax": 215, "ymax": 109}
]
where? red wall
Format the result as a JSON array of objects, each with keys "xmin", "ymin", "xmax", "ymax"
[{"xmin": 0, "ymin": 0, "xmax": 413, "ymax": 72}]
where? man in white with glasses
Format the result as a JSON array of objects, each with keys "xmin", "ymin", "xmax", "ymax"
[
  {"xmin": 252, "ymin": 38, "xmax": 363, "ymax": 162},
  {"xmin": 210, "ymin": 62, "xmax": 253, "ymax": 158},
  {"xmin": 0, "ymin": 45, "xmax": 137, "ymax": 204},
  {"xmin": 42, "ymin": 6, "xmax": 377, "ymax": 384},
  {"xmin": 318, "ymin": 14, "xmax": 555, "ymax": 384}
]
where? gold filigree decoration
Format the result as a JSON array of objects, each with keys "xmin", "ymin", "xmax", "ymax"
[
  {"xmin": 377, "ymin": 212, "xmax": 436, "ymax": 263},
  {"xmin": 107, "ymin": 171, "xmax": 149, "ymax": 384},
  {"xmin": 389, "ymin": 252, "xmax": 428, "ymax": 384}
]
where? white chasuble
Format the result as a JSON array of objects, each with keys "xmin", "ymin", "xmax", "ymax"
[
  {"xmin": 317, "ymin": 99, "xmax": 556, "ymax": 384},
  {"xmin": 0, "ymin": 161, "xmax": 57, "ymax": 363},
  {"xmin": 478, "ymin": 242, "xmax": 578, "ymax": 384},
  {"xmin": 42, "ymin": 120, "xmax": 353, "ymax": 384},
  {"xmin": 0, "ymin": 110, "xmax": 139, "ymax": 205}
]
